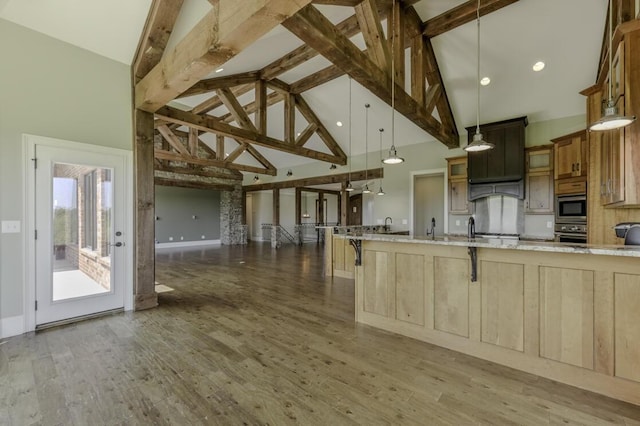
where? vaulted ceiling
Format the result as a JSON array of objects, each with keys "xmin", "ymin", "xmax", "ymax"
[{"xmin": 0, "ymin": 0, "xmax": 608, "ymax": 173}]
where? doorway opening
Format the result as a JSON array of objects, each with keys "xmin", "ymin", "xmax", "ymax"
[{"xmin": 412, "ymin": 170, "xmax": 446, "ymax": 237}]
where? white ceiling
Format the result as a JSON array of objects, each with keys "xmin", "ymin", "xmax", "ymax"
[{"xmin": 0, "ymin": 0, "xmax": 609, "ymax": 172}]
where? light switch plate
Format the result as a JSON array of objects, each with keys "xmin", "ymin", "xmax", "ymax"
[{"xmin": 1, "ymin": 221, "xmax": 20, "ymax": 233}]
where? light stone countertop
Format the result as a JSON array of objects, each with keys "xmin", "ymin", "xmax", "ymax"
[{"xmin": 334, "ymin": 233, "xmax": 640, "ymax": 258}]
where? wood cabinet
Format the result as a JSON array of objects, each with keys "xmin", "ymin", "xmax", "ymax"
[
  {"xmin": 355, "ymin": 238, "xmax": 640, "ymax": 406},
  {"xmin": 447, "ymin": 156, "xmax": 469, "ymax": 214},
  {"xmin": 466, "ymin": 117, "xmax": 527, "ymax": 185},
  {"xmin": 552, "ymin": 130, "xmax": 588, "ymax": 180},
  {"xmin": 525, "ymin": 145, "xmax": 554, "ymax": 214}
]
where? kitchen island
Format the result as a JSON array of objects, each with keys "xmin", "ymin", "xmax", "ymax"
[{"xmin": 331, "ymin": 232, "xmax": 640, "ymax": 405}]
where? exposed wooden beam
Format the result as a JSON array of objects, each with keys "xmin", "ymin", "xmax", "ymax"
[
  {"xmin": 133, "ymin": 0, "xmax": 185, "ymax": 82},
  {"xmin": 155, "ymin": 177, "xmax": 235, "ymax": 191},
  {"xmin": 216, "ymin": 87, "xmax": 258, "ymax": 132},
  {"xmin": 191, "ymin": 84, "xmax": 254, "ymax": 115},
  {"xmin": 388, "ymin": 0, "xmax": 405, "ymax": 84},
  {"xmin": 283, "ymin": 5, "xmax": 458, "ymax": 148},
  {"xmin": 157, "ymin": 125, "xmax": 191, "ymax": 156},
  {"xmin": 244, "ymin": 168, "xmax": 383, "ymax": 191},
  {"xmin": 410, "ymin": 31, "xmax": 426, "ymax": 106},
  {"xmin": 299, "ymin": 187, "xmax": 341, "ymax": 196},
  {"xmin": 423, "ymin": 36, "xmax": 457, "ymax": 139},
  {"xmin": 179, "ymin": 71, "xmax": 260, "ymax": 99},
  {"xmin": 295, "ymin": 123, "xmax": 318, "ymax": 147},
  {"xmin": 224, "ymin": 142, "xmax": 247, "ymax": 163},
  {"xmin": 311, "ymin": 0, "xmax": 421, "ymax": 8},
  {"xmin": 221, "ymin": 92, "xmax": 283, "ymax": 123},
  {"xmin": 290, "ymin": 64, "xmax": 344, "ymax": 93},
  {"xmin": 266, "ymin": 79, "xmax": 291, "ymax": 94},
  {"xmin": 156, "ymin": 106, "xmax": 348, "ymax": 164},
  {"xmin": 133, "ymin": 109, "xmax": 158, "ymax": 310},
  {"xmin": 216, "ymin": 134, "xmax": 225, "ymax": 159},
  {"xmin": 355, "ymin": 0, "xmax": 391, "ymax": 71},
  {"xmin": 244, "ymin": 144, "xmax": 277, "ymax": 173},
  {"xmin": 284, "ymin": 93, "xmax": 296, "ymax": 144},
  {"xmin": 255, "ymin": 80, "xmax": 268, "ymax": 134},
  {"xmin": 424, "ymin": 83, "xmax": 441, "ymax": 116},
  {"xmin": 188, "ymin": 128, "xmax": 199, "ymax": 155},
  {"xmin": 294, "ymin": 94, "xmax": 346, "ymax": 158},
  {"xmin": 173, "ymin": 128, "xmax": 220, "ymax": 159},
  {"xmin": 422, "ymin": 0, "xmax": 519, "ymax": 38},
  {"xmin": 155, "ymin": 149, "xmax": 277, "ymax": 175},
  {"xmin": 273, "ymin": 188, "xmax": 280, "ymax": 226},
  {"xmin": 155, "ymin": 164, "xmax": 243, "ymax": 179},
  {"xmin": 135, "ymin": 0, "xmax": 312, "ymax": 112}
]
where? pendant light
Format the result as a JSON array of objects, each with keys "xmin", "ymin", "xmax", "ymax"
[
  {"xmin": 589, "ymin": 0, "xmax": 636, "ymax": 131},
  {"xmin": 363, "ymin": 103, "xmax": 372, "ymax": 194},
  {"xmin": 464, "ymin": 0, "xmax": 495, "ymax": 152},
  {"xmin": 346, "ymin": 78, "xmax": 355, "ymax": 192},
  {"xmin": 382, "ymin": 0, "xmax": 405, "ymax": 165},
  {"xmin": 377, "ymin": 128, "xmax": 385, "ymax": 195}
]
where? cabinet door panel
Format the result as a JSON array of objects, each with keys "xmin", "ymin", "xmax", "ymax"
[
  {"xmin": 526, "ymin": 173, "xmax": 553, "ymax": 213},
  {"xmin": 449, "ymin": 180, "xmax": 468, "ymax": 213},
  {"xmin": 434, "ymin": 257, "xmax": 469, "ymax": 337},
  {"xmin": 614, "ymin": 273, "xmax": 640, "ymax": 383},
  {"xmin": 396, "ymin": 253, "xmax": 425, "ymax": 326},
  {"xmin": 363, "ymin": 250, "xmax": 389, "ymax": 317},
  {"xmin": 481, "ymin": 261, "xmax": 524, "ymax": 352},
  {"xmin": 333, "ymin": 237, "xmax": 345, "ymax": 271},
  {"xmin": 540, "ymin": 267, "xmax": 594, "ymax": 369}
]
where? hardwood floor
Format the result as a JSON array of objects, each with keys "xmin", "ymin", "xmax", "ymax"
[{"xmin": 2, "ymin": 242, "xmax": 640, "ymax": 425}]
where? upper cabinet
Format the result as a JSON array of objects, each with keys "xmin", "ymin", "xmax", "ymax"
[
  {"xmin": 525, "ymin": 145, "xmax": 554, "ymax": 214},
  {"xmin": 552, "ymin": 130, "xmax": 588, "ymax": 180},
  {"xmin": 466, "ymin": 117, "xmax": 527, "ymax": 184},
  {"xmin": 447, "ymin": 156, "xmax": 469, "ymax": 214},
  {"xmin": 585, "ymin": 25, "xmax": 640, "ymax": 208}
]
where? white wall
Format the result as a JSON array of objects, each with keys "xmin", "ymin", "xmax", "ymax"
[{"xmin": 0, "ymin": 19, "xmax": 132, "ymax": 328}]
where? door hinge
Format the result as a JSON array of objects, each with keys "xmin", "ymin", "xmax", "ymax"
[
  {"xmin": 35, "ymin": 300, "xmax": 38, "ymax": 311},
  {"xmin": 34, "ymin": 229, "xmax": 38, "ymax": 240},
  {"xmin": 32, "ymin": 157, "xmax": 37, "ymax": 169}
]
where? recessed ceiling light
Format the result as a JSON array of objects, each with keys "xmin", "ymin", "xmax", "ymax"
[
  {"xmin": 336, "ymin": 121, "xmax": 343, "ymax": 127},
  {"xmin": 215, "ymin": 68, "xmax": 224, "ymax": 73},
  {"xmin": 225, "ymin": 153, "xmax": 229, "ymax": 157},
  {"xmin": 532, "ymin": 61, "xmax": 545, "ymax": 72},
  {"xmin": 480, "ymin": 77, "xmax": 491, "ymax": 86}
]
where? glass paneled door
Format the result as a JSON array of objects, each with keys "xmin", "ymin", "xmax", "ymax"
[{"xmin": 34, "ymin": 143, "xmax": 128, "ymax": 326}]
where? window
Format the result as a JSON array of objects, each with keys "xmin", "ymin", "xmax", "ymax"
[{"xmin": 83, "ymin": 171, "xmax": 97, "ymax": 250}]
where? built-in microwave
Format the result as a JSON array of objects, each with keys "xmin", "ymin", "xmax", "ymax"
[{"xmin": 555, "ymin": 194, "xmax": 587, "ymax": 223}]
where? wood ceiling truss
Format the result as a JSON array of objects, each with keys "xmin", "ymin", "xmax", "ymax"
[
  {"xmin": 158, "ymin": 74, "xmax": 347, "ymax": 171},
  {"xmin": 282, "ymin": 3, "xmax": 459, "ymax": 148},
  {"xmin": 154, "ymin": 121, "xmax": 277, "ymax": 176}
]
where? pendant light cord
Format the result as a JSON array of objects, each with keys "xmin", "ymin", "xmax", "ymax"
[
  {"xmin": 365, "ymin": 104, "xmax": 370, "ymax": 182},
  {"xmin": 348, "ymin": 78, "xmax": 352, "ymax": 181},
  {"xmin": 476, "ymin": 0, "xmax": 481, "ymax": 135},
  {"xmin": 608, "ymin": 0, "xmax": 613, "ymax": 103},
  {"xmin": 391, "ymin": 0, "xmax": 396, "ymax": 150}
]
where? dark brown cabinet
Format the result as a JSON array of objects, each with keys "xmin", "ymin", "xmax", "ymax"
[{"xmin": 466, "ymin": 117, "xmax": 527, "ymax": 184}]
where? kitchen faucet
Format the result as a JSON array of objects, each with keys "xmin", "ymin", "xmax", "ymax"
[
  {"xmin": 468, "ymin": 216, "xmax": 476, "ymax": 239},
  {"xmin": 426, "ymin": 217, "xmax": 436, "ymax": 240},
  {"xmin": 384, "ymin": 217, "xmax": 392, "ymax": 231}
]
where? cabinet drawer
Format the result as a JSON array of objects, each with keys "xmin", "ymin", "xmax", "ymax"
[{"xmin": 556, "ymin": 180, "xmax": 586, "ymax": 195}]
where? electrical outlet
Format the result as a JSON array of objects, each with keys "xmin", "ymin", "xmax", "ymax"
[
  {"xmin": 169, "ymin": 237, "xmax": 173, "ymax": 241},
  {"xmin": 402, "ymin": 219, "xmax": 408, "ymax": 225},
  {"xmin": 546, "ymin": 221, "xmax": 553, "ymax": 229},
  {"xmin": 456, "ymin": 220, "xmax": 460, "ymax": 226},
  {"xmin": 180, "ymin": 236, "xmax": 184, "ymax": 241},
  {"xmin": 201, "ymin": 235, "xmax": 205, "ymax": 239}
]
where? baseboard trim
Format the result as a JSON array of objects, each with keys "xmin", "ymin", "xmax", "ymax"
[
  {"xmin": 155, "ymin": 239, "xmax": 221, "ymax": 249},
  {"xmin": 0, "ymin": 315, "xmax": 25, "ymax": 339}
]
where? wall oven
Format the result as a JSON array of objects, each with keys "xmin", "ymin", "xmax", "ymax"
[
  {"xmin": 555, "ymin": 194, "xmax": 587, "ymax": 223},
  {"xmin": 555, "ymin": 194, "xmax": 587, "ymax": 243}
]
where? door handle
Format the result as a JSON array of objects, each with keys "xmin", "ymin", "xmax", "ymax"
[{"xmin": 111, "ymin": 242, "xmax": 125, "ymax": 247}]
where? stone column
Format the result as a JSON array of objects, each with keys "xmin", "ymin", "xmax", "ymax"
[{"xmin": 221, "ymin": 184, "xmax": 244, "ymax": 245}]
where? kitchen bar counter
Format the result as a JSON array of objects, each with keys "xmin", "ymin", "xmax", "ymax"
[
  {"xmin": 323, "ymin": 229, "xmax": 640, "ymax": 406},
  {"xmin": 335, "ymin": 233, "xmax": 640, "ymax": 257}
]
